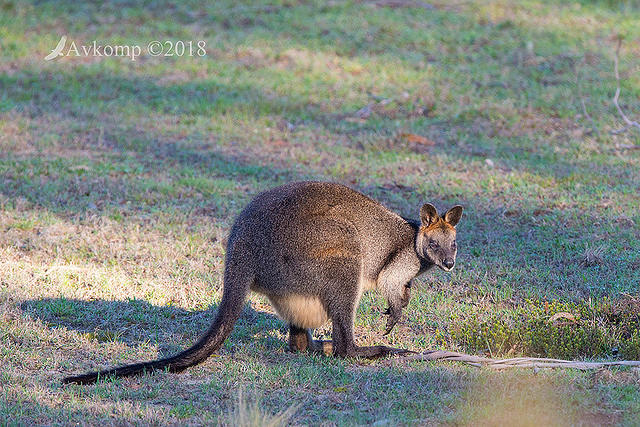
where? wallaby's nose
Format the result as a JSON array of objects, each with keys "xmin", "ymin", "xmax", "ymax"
[{"xmin": 443, "ymin": 259, "xmax": 454, "ymax": 269}]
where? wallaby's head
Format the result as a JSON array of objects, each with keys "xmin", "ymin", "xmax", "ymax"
[{"xmin": 417, "ymin": 204, "xmax": 463, "ymax": 272}]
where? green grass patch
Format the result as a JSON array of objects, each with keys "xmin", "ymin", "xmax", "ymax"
[{"xmin": 450, "ymin": 297, "xmax": 640, "ymax": 359}]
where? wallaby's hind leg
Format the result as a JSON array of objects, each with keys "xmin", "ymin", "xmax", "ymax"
[
  {"xmin": 331, "ymin": 312, "xmax": 410, "ymax": 358},
  {"xmin": 326, "ymin": 264, "xmax": 411, "ymax": 359},
  {"xmin": 288, "ymin": 325, "xmax": 332, "ymax": 355}
]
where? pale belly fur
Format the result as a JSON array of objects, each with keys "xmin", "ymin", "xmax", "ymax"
[
  {"xmin": 267, "ymin": 275, "xmax": 377, "ymax": 328},
  {"xmin": 268, "ymin": 295, "xmax": 329, "ymax": 329}
]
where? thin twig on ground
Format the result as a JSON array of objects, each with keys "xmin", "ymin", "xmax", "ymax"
[
  {"xmin": 575, "ymin": 56, "xmax": 600, "ymax": 136},
  {"xmin": 611, "ymin": 38, "xmax": 640, "ymax": 135}
]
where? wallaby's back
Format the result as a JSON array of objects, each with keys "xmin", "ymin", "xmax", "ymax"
[{"xmin": 237, "ymin": 182, "xmax": 413, "ymax": 297}]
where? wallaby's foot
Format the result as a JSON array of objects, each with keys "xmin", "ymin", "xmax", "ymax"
[
  {"xmin": 288, "ymin": 325, "xmax": 333, "ymax": 356},
  {"xmin": 292, "ymin": 323, "xmax": 413, "ymax": 358},
  {"xmin": 310, "ymin": 339, "xmax": 333, "ymax": 355},
  {"xmin": 288, "ymin": 325, "xmax": 314, "ymax": 352},
  {"xmin": 339, "ymin": 345, "xmax": 414, "ymax": 359}
]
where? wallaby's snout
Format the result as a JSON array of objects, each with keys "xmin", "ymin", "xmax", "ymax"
[{"xmin": 418, "ymin": 203, "xmax": 463, "ymax": 272}]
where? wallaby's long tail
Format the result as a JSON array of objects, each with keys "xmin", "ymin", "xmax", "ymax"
[{"xmin": 63, "ymin": 263, "xmax": 253, "ymax": 385}]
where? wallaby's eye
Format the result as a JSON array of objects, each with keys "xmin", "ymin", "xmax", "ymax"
[
  {"xmin": 452, "ymin": 240, "xmax": 457, "ymax": 249},
  {"xmin": 429, "ymin": 241, "xmax": 439, "ymax": 250}
]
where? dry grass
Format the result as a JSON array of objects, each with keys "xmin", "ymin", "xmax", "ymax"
[
  {"xmin": 223, "ymin": 389, "xmax": 298, "ymax": 427},
  {"xmin": 580, "ymin": 244, "xmax": 608, "ymax": 267},
  {"xmin": 1, "ymin": 0, "xmax": 639, "ymax": 424}
]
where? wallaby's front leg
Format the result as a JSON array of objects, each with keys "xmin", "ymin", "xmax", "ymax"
[
  {"xmin": 383, "ymin": 281, "xmax": 412, "ymax": 334},
  {"xmin": 324, "ymin": 259, "xmax": 414, "ymax": 359},
  {"xmin": 379, "ymin": 250, "xmax": 420, "ymax": 335},
  {"xmin": 384, "ymin": 280, "xmax": 411, "ymax": 308},
  {"xmin": 329, "ymin": 285, "xmax": 412, "ymax": 358},
  {"xmin": 383, "ymin": 281, "xmax": 411, "ymax": 335},
  {"xmin": 400, "ymin": 280, "xmax": 411, "ymax": 308}
]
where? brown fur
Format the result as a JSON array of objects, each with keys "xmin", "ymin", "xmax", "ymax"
[
  {"xmin": 421, "ymin": 219, "xmax": 454, "ymax": 234},
  {"xmin": 309, "ymin": 247, "xmax": 356, "ymax": 259},
  {"xmin": 63, "ymin": 182, "xmax": 463, "ymax": 384}
]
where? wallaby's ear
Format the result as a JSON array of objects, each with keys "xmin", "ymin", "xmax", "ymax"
[
  {"xmin": 420, "ymin": 203, "xmax": 439, "ymax": 226},
  {"xmin": 444, "ymin": 205, "xmax": 463, "ymax": 227}
]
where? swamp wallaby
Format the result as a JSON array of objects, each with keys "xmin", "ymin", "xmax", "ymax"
[{"xmin": 63, "ymin": 181, "xmax": 462, "ymax": 384}]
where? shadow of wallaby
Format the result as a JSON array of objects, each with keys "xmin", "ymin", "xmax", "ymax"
[{"xmin": 20, "ymin": 297, "xmax": 285, "ymax": 357}]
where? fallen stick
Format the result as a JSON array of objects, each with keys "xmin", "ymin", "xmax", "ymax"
[
  {"xmin": 610, "ymin": 38, "xmax": 640, "ymax": 134},
  {"xmin": 395, "ymin": 350, "xmax": 640, "ymax": 370}
]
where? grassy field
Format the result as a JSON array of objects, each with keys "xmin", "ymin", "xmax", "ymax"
[{"xmin": 1, "ymin": 0, "xmax": 640, "ymax": 424}]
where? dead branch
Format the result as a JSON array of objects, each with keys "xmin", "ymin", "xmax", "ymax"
[
  {"xmin": 393, "ymin": 350, "xmax": 640, "ymax": 370},
  {"xmin": 611, "ymin": 38, "xmax": 640, "ymax": 135},
  {"xmin": 369, "ymin": 0, "xmax": 435, "ymax": 9},
  {"xmin": 616, "ymin": 144, "xmax": 640, "ymax": 150}
]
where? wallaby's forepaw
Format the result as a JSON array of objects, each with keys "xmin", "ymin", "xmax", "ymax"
[
  {"xmin": 383, "ymin": 303, "xmax": 403, "ymax": 335},
  {"xmin": 382, "ymin": 282, "xmax": 411, "ymax": 334},
  {"xmin": 383, "ymin": 311, "xmax": 401, "ymax": 335}
]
